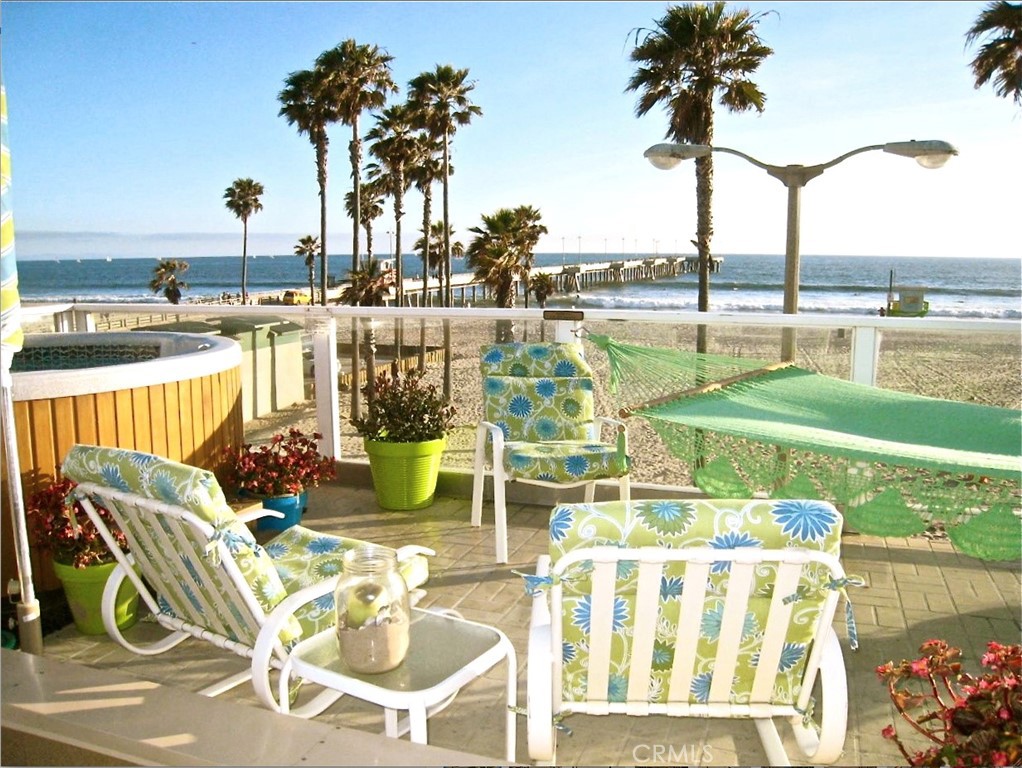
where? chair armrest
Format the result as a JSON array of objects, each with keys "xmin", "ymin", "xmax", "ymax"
[
  {"xmin": 395, "ymin": 545, "xmax": 436, "ymax": 560},
  {"xmin": 236, "ymin": 507, "xmax": 285, "ymax": 523}
]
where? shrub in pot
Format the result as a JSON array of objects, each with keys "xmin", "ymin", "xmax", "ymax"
[
  {"xmin": 26, "ymin": 478, "xmax": 138, "ymax": 635},
  {"xmin": 351, "ymin": 368, "xmax": 456, "ymax": 510}
]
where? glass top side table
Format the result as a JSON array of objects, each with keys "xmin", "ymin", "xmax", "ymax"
[{"xmin": 281, "ymin": 607, "xmax": 517, "ymax": 762}]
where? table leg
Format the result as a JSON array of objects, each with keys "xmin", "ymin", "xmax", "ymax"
[
  {"xmin": 408, "ymin": 703, "xmax": 429, "ymax": 744},
  {"xmin": 504, "ymin": 641, "xmax": 519, "ymax": 762},
  {"xmin": 384, "ymin": 707, "xmax": 400, "ymax": 738}
]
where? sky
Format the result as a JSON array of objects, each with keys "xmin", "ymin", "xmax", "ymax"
[{"xmin": 1, "ymin": 0, "xmax": 1020, "ymax": 262}]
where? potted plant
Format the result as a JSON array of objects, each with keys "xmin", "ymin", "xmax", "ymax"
[
  {"xmin": 218, "ymin": 428, "xmax": 337, "ymax": 531},
  {"xmin": 352, "ymin": 368, "xmax": 456, "ymax": 510},
  {"xmin": 876, "ymin": 639, "xmax": 1021, "ymax": 767},
  {"xmin": 26, "ymin": 478, "xmax": 138, "ymax": 635}
]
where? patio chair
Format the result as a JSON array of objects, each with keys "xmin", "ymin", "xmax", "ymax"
[
  {"xmin": 525, "ymin": 498, "xmax": 855, "ymax": 766},
  {"xmin": 60, "ymin": 443, "xmax": 434, "ymax": 717},
  {"xmin": 471, "ymin": 341, "xmax": 631, "ymax": 563}
]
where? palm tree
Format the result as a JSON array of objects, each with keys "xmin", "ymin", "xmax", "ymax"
[
  {"xmin": 531, "ymin": 272, "xmax": 556, "ymax": 308},
  {"xmin": 278, "ymin": 69, "xmax": 334, "ymax": 306},
  {"xmin": 344, "ymin": 179, "xmax": 386, "ymax": 263},
  {"xmin": 965, "ymin": 1, "xmax": 1022, "ymax": 105},
  {"xmin": 149, "ymin": 259, "xmax": 190, "ymax": 305},
  {"xmin": 315, "ymin": 40, "xmax": 397, "ymax": 275},
  {"xmin": 413, "ymin": 221, "xmax": 464, "ymax": 280},
  {"xmin": 340, "ymin": 258, "xmax": 396, "ymax": 400},
  {"xmin": 406, "ymin": 131, "xmax": 447, "ymax": 292},
  {"xmin": 223, "ymin": 178, "xmax": 265, "ymax": 304},
  {"xmin": 511, "ymin": 204, "xmax": 548, "ymax": 309},
  {"xmin": 628, "ymin": 1, "xmax": 772, "ymax": 353},
  {"xmin": 407, "ymin": 65, "xmax": 482, "ymax": 309},
  {"xmin": 367, "ymin": 103, "xmax": 418, "ymax": 307},
  {"xmin": 294, "ymin": 235, "xmax": 319, "ymax": 302},
  {"xmin": 466, "ymin": 206, "xmax": 545, "ymax": 342}
]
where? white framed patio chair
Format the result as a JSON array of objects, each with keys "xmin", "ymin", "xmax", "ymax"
[
  {"xmin": 60, "ymin": 443, "xmax": 433, "ymax": 717},
  {"xmin": 471, "ymin": 341, "xmax": 631, "ymax": 563},
  {"xmin": 525, "ymin": 498, "xmax": 857, "ymax": 766}
]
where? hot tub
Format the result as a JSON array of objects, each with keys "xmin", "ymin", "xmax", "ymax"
[{"xmin": 1, "ymin": 331, "xmax": 244, "ymax": 591}]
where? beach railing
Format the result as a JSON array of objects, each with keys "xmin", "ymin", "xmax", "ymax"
[{"xmin": 20, "ymin": 301, "xmax": 1021, "ymax": 470}]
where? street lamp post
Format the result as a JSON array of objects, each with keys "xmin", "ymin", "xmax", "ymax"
[{"xmin": 644, "ymin": 139, "xmax": 957, "ymax": 361}]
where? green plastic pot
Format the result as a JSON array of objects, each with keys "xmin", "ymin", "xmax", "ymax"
[
  {"xmin": 364, "ymin": 436, "xmax": 446, "ymax": 511},
  {"xmin": 52, "ymin": 560, "xmax": 139, "ymax": 636}
]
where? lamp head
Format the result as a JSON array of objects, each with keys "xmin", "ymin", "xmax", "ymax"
[
  {"xmin": 882, "ymin": 140, "xmax": 958, "ymax": 169},
  {"xmin": 644, "ymin": 143, "xmax": 712, "ymax": 170}
]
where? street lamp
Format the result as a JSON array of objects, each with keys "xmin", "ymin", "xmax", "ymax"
[{"xmin": 644, "ymin": 139, "xmax": 958, "ymax": 360}]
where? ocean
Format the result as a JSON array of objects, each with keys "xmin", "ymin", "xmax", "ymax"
[{"xmin": 13, "ymin": 252, "xmax": 1022, "ymax": 320}]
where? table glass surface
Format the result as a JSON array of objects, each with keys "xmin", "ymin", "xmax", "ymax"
[{"xmin": 292, "ymin": 609, "xmax": 503, "ymax": 692}]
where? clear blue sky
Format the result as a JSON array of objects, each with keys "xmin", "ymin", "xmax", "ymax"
[{"xmin": 1, "ymin": 1, "xmax": 1019, "ymax": 261}]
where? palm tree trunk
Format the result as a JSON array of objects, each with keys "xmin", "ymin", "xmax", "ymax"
[
  {"xmin": 241, "ymin": 219, "xmax": 249, "ymax": 304},
  {"xmin": 350, "ymin": 124, "xmax": 363, "ymax": 419},
  {"xmin": 441, "ymin": 131, "xmax": 453, "ymax": 401},
  {"xmin": 694, "ymin": 154, "xmax": 714, "ymax": 356},
  {"xmin": 317, "ymin": 138, "xmax": 328, "ymax": 307}
]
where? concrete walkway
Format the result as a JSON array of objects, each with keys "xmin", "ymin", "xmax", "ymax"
[{"xmin": 25, "ymin": 481, "xmax": 1022, "ymax": 766}]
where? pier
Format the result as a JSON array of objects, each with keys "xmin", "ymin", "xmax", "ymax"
[{"xmin": 333, "ymin": 254, "xmax": 723, "ymax": 307}]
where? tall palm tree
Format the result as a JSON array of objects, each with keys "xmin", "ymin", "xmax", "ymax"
[
  {"xmin": 407, "ymin": 65, "xmax": 482, "ymax": 309},
  {"xmin": 344, "ymin": 179, "xmax": 385, "ymax": 263},
  {"xmin": 965, "ymin": 1, "xmax": 1022, "ymax": 105},
  {"xmin": 406, "ymin": 131, "xmax": 447, "ymax": 290},
  {"xmin": 367, "ymin": 103, "xmax": 417, "ymax": 307},
  {"xmin": 149, "ymin": 259, "xmax": 190, "ymax": 305},
  {"xmin": 531, "ymin": 272, "xmax": 557, "ymax": 342},
  {"xmin": 466, "ymin": 206, "xmax": 545, "ymax": 342},
  {"xmin": 315, "ymin": 40, "xmax": 397, "ymax": 275},
  {"xmin": 413, "ymin": 221, "xmax": 464, "ymax": 280},
  {"xmin": 628, "ymin": 1, "xmax": 772, "ymax": 353},
  {"xmin": 278, "ymin": 69, "xmax": 334, "ymax": 306},
  {"xmin": 223, "ymin": 178, "xmax": 265, "ymax": 304},
  {"xmin": 339, "ymin": 258, "xmax": 396, "ymax": 400},
  {"xmin": 511, "ymin": 204, "xmax": 548, "ymax": 309},
  {"xmin": 293, "ymin": 235, "xmax": 319, "ymax": 302}
]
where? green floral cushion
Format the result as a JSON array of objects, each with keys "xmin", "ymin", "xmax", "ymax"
[
  {"xmin": 62, "ymin": 444, "xmax": 302, "ymax": 646},
  {"xmin": 484, "ymin": 376, "xmax": 597, "ymax": 443},
  {"xmin": 266, "ymin": 525, "xmax": 431, "ymax": 638},
  {"xmin": 547, "ymin": 498, "xmax": 843, "ymax": 707},
  {"xmin": 480, "ymin": 342, "xmax": 629, "ymax": 483},
  {"xmin": 503, "ymin": 441, "xmax": 629, "ymax": 482},
  {"xmin": 480, "ymin": 342, "xmax": 592, "ymax": 378}
]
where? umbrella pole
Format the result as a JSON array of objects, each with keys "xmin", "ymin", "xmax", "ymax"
[{"xmin": 1, "ymin": 368, "xmax": 42, "ymax": 654}]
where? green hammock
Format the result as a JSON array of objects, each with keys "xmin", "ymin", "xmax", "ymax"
[{"xmin": 587, "ymin": 334, "xmax": 1022, "ymax": 561}]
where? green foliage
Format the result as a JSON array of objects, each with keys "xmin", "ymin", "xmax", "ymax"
[
  {"xmin": 27, "ymin": 478, "xmax": 129, "ymax": 569},
  {"xmin": 352, "ymin": 368, "xmax": 455, "ymax": 442}
]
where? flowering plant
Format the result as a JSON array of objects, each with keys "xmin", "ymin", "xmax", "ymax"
[
  {"xmin": 876, "ymin": 639, "xmax": 1021, "ymax": 767},
  {"xmin": 26, "ymin": 478, "xmax": 129, "ymax": 569},
  {"xmin": 218, "ymin": 428, "xmax": 336, "ymax": 497},
  {"xmin": 352, "ymin": 368, "xmax": 456, "ymax": 443}
]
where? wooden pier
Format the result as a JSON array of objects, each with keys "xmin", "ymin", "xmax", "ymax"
[{"xmin": 371, "ymin": 255, "xmax": 723, "ymax": 307}]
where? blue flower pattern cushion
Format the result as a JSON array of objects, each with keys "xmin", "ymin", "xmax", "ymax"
[
  {"xmin": 61, "ymin": 445, "xmax": 430, "ymax": 646},
  {"xmin": 548, "ymin": 498, "xmax": 842, "ymax": 707},
  {"xmin": 480, "ymin": 343, "xmax": 629, "ymax": 483}
]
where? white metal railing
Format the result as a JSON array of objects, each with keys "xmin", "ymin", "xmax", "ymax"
[{"xmin": 19, "ymin": 301, "xmax": 1021, "ymax": 461}]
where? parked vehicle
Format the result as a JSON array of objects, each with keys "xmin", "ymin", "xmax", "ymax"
[{"xmin": 282, "ymin": 290, "xmax": 310, "ymax": 306}]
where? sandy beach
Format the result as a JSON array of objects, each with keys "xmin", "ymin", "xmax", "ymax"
[{"xmin": 236, "ymin": 315, "xmax": 1022, "ymax": 488}]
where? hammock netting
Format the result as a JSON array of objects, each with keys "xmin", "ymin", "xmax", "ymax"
[{"xmin": 587, "ymin": 334, "xmax": 1022, "ymax": 562}]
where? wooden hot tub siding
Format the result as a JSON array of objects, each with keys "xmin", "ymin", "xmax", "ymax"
[{"xmin": 1, "ymin": 366, "xmax": 243, "ymax": 593}]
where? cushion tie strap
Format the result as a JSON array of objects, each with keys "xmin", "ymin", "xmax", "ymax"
[
  {"xmin": 204, "ymin": 521, "xmax": 250, "ymax": 567},
  {"xmin": 508, "ymin": 706, "xmax": 574, "ymax": 735},
  {"xmin": 782, "ymin": 574, "xmax": 865, "ymax": 651},
  {"xmin": 514, "ymin": 570, "xmax": 559, "ymax": 597}
]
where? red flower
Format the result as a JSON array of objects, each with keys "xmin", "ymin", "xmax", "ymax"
[
  {"xmin": 26, "ymin": 478, "xmax": 129, "ymax": 569},
  {"xmin": 218, "ymin": 429, "xmax": 336, "ymax": 498}
]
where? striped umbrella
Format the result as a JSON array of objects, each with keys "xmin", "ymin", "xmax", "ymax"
[{"xmin": 1, "ymin": 76, "xmax": 43, "ymax": 653}]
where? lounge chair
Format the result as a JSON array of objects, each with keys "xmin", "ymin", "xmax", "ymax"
[
  {"xmin": 525, "ymin": 498, "xmax": 855, "ymax": 765},
  {"xmin": 60, "ymin": 443, "xmax": 433, "ymax": 716},
  {"xmin": 471, "ymin": 341, "xmax": 631, "ymax": 563}
]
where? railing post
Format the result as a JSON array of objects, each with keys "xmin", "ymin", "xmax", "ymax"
[
  {"xmin": 545, "ymin": 310, "xmax": 585, "ymax": 344},
  {"xmin": 72, "ymin": 309, "xmax": 95, "ymax": 332},
  {"xmin": 850, "ymin": 325, "xmax": 881, "ymax": 386},
  {"xmin": 310, "ymin": 317, "xmax": 341, "ymax": 460}
]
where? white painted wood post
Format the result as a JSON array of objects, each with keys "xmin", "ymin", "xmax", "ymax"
[
  {"xmin": 850, "ymin": 325, "xmax": 881, "ymax": 386},
  {"xmin": 311, "ymin": 317, "xmax": 341, "ymax": 459}
]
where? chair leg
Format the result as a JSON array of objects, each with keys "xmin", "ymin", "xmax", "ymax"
[
  {"xmin": 471, "ymin": 424, "xmax": 488, "ymax": 527},
  {"xmin": 584, "ymin": 481, "xmax": 596, "ymax": 503},
  {"xmin": 494, "ymin": 471, "xmax": 508, "ymax": 563},
  {"xmin": 620, "ymin": 474, "xmax": 631, "ymax": 502},
  {"xmin": 754, "ymin": 717, "xmax": 792, "ymax": 766}
]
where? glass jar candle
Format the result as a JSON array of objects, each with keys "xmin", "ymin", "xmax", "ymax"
[{"xmin": 333, "ymin": 544, "xmax": 410, "ymax": 673}]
